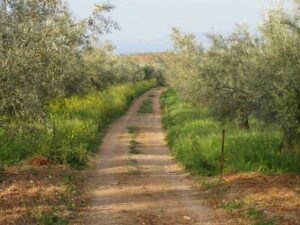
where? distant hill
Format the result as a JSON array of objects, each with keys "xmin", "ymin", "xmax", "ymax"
[{"xmin": 121, "ymin": 52, "xmax": 170, "ymax": 63}]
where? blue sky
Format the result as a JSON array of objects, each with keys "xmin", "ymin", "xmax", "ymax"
[{"xmin": 67, "ymin": 0, "xmax": 274, "ymax": 53}]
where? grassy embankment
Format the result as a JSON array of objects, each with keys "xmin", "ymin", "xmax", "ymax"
[
  {"xmin": 0, "ymin": 79, "xmax": 156, "ymax": 168},
  {"xmin": 160, "ymin": 89, "xmax": 300, "ymax": 175},
  {"xmin": 161, "ymin": 89, "xmax": 300, "ymax": 225}
]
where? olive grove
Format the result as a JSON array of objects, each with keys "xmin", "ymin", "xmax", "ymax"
[
  {"xmin": 164, "ymin": 2, "xmax": 300, "ymax": 151},
  {"xmin": 0, "ymin": 0, "xmax": 158, "ymax": 130}
]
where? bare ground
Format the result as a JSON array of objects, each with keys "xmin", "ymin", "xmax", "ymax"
[
  {"xmin": 0, "ymin": 164, "xmax": 81, "ymax": 225},
  {"xmin": 202, "ymin": 173, "xmax": 300, "ymax": 225},
  {"xmin": 76, "ymin": 88, "xmax": 219, "ymax": 225}
]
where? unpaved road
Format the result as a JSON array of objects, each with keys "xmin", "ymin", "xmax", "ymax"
[{"xmin": 77, "ymin": 88, "xmax": 218, "ymax": 225}]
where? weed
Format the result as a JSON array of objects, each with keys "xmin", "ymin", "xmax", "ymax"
[
  {"xmin": 0, "ymin": 80, "xmax": 156, "ymax": 167},
  {"xmin": 128, "ymin": 126, "xmax": 139, "ymax": 136},
  {"xmin": 247, "ymin": 207, "xmax": 275, "ymax": 225},
  {"xmin": 160, "ymin": 89, "xmax": 300, "ymax": 174},
  {"xmin": 128, "ymin": 169, "xmax": 142, "ymax": 175},
  {"xmin": 66, "ymin": 200, "xmax": 76, "ymax": 211},
  {"xmin": 138, "ymin": 98, "xmax": 153, "ymax": 114},
  {"xmin": 32, "ymin": 206, "xmax": 69, "ymax": 225},
  {"xmin": 129, "ymin": 140, "xmax": 141, "ymax": 154},
  {"xmin": 59, "ymin": 194, "xmax": 76, "ymax": 211},
  {"xmin": 62, "ymin": 174, "xmax": 76, "ymax": 193},
  {"xmin": 220, "ymin": 200, "xmax": 244, "ymax": 210},
  {"xmin": 128, "ymin": 159, "xmax": 138, "ymax": 166},
  {"xmin": 64, "ymin": 145, "xmax": 89, "ymax": 170},
  {"xmin": 129, "ymin": 139, "xmax": 140, "ymax": 146}
]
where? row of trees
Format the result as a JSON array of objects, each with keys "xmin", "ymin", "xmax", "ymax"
[
  {"xmin": 164, "ymin": 1, "xmax": 300, "ymax": 151},
  {"xmin": 0, "ymin": 0, "xmax": 159, "ymax": 131}
]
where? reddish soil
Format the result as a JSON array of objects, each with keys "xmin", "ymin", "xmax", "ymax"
[
  {"xmin": 0, "ymin": 165, "xmax": 81, "ymax": 225},
  {"xmin": 202, "ymin": 173, "xmax": 300, "ymax": 225}
]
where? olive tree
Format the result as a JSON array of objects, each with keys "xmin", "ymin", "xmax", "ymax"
[
  {"xmin": 258, "ymin": 4, "xmax": 300, "ymax": 150},
  {"xmin": 203, "ymin": 25, "xmax": 261, "ymax": 129},
  {"xmin": 164, "ymin": 1, "xmax": 300, "ymax": 150},
  {"xmin": 0, "ymin": 0, "xmax": 117, "ymax": 129},
  {"xmin": 164, "ymin": 28, "xmax": 203, "ymax": 102}
]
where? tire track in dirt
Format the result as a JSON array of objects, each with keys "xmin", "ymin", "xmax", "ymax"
[{"xmin": 77, "ymin": 88, "xmax": 218, "ymax": 225}]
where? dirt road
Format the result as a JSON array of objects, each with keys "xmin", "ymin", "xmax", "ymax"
[{"xmin": 78, "ymin": 88, "xmax": 217, "ymax": 225}]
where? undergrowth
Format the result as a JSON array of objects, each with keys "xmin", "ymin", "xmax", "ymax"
[
  {"xmin": 129, "ymin": 140, "xmax": 141, "ymax": 154},
  {"xmin": 0, "ymin": 80, "xmax": 156, "ymax": 168},
  {"xmin": 160, "ymin": 89, "xmax": 300, "ymax": 175}
]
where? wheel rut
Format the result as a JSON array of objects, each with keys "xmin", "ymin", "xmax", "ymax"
[{"xmin": 77, "ymin": 88, "xmax": 217, "ymax": 225}]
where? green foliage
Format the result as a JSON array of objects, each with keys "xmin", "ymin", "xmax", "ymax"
[
  {"xmin": 247, "ymin": 207, "xmax": 275, "ymax": 225},
  {"xmin": 0, "ymin": 0, "xmax": 161, "ymax": 137},
  {"xmin": 138, "ymin": 98, "xmax": 153, "ymax": 114},
  {"xmin": 164, "ymin": 2, "xmax": 300, "ymax": 150},
  {"xmin": 128, "ymin": 159, "xmax": 138, "ymax": 166},
  {"xmin": 62, "ymin": 174, "xmax": 76, "ymax": 193},
  {"xmin": 220, "ymin": 200, "xmax": 244, "ymax": 210},
  {"xmin": 218, "ymin": 199, "xmax": 275, "ymax": 225},
  {"xmin": 129, "ymin": 140, "xmax": 141, "ymax": 154},
  {"xmin": 32, "ymin": 206, "xmax": 69, "ymax": 225},
  {"xmin": 128, "ymin": 126, "xmax": 139, "ymax": 136},
  {"xmin": 0, "ymin": 80, "xmax": 156, "ymax": 167},
  {"xmin": 128, "ymin": 169, "xmax": 142, "ymax": 175},
  {"xmin": 83, "ymin": 44, "xmax": 159, "ymax": 91},
  {"xmin": 0, "ymin": 0, "xmax": 117, "ymax": 126},
  {"xmin": 161, "ymin": 89, "xmax": 300, "ymax": 175}
]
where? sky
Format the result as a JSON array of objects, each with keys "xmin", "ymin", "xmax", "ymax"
[{"xmin": 67, "ymin": 0, "xmax": 275, "ymax": 54}]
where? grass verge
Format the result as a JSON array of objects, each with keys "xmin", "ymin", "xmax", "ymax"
[
  {"xmin": 160, "ymin": 89, "xmax": 300, "ymax": 175},
  {"xmin": 0, "ymin": 80, "xmax": 156, "ymax": 168}
]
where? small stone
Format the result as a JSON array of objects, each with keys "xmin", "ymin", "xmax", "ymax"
[{"xmin": 184, "ymin": 216, "xmax": 191, "ymax": 220}]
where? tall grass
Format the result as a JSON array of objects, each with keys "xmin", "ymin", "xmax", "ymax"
[
  {"xmin": 0, "ymin": 80, "xmax": 156, "ymax": 168},
  {"xmin": 160, "ymin": 89, "xmax": 300, "ymax": 175}
]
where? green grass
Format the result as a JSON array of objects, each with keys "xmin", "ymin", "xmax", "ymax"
[
  {"xmin": 218, "ymin": 200, "xmax": 275, "ymax": 225},
  {"xmin": 31, "ymin": 206, "xmax": 69, "ymax": 225},
  {"xmin": 138, "ymin": 98, "xmax": 153, "ymax": 114},
  {"xmin": 247, "ymin": 207, "xmax": 275, "ymax": 225},
  {"xmin": 128, "ymin": 159, "xmax": 138, "ymax": 166},
  {"xmin": 128, "ymin": 126, "xmax": 139, "ymax": 136},
  {"xmin": 62, "ymin": 174, "xmax": 76, "ymax": 193},
  {"xmin": 128, "ymin": 169, "xmax": 142, "ymax": 175},
  {"xmin": 220, "ymin": 200, "xmax": 244, "ymax": 210},
  {"xmin": 160, "ymin": 89, "xmax": 300, "ymax": 175},
  {"xmin": 0, "ymin": 80, "xmax": 156, "ymax": 168},
  {"xmin": 128, "ymin": 140, "xmax": 141, "ymax": 154}
]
